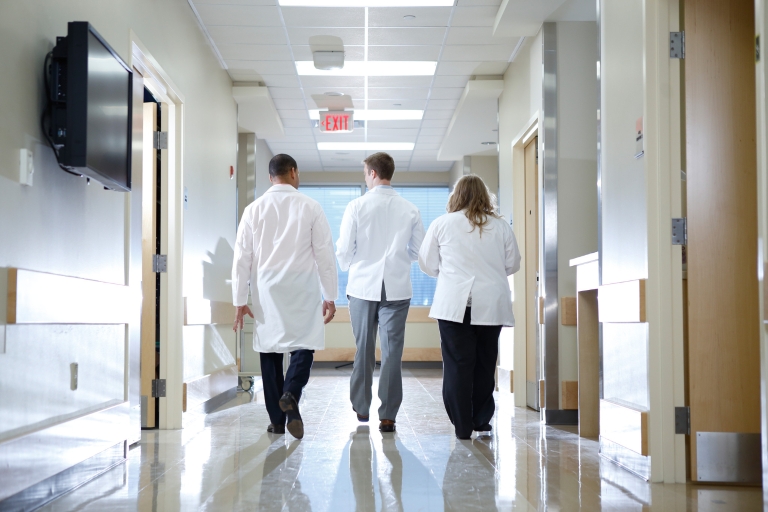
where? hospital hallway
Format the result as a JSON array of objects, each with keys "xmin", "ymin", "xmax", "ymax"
[{"xmin": 36, "ymin": 368, "xmax": 763, "ymax": 511}]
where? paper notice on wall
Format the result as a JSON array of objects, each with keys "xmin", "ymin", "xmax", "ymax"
[{"xmin": 635, "ymin": 117, "xmax": 644, "ymax": 159}]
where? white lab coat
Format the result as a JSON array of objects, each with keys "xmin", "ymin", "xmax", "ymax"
[
  {"xmin": 336, "ymin": 186, "xmax": 425, "ymax": 301},
  {"xmin": 418, "ymin": 212, "xmax": 521, "ymax": 326},
  {"xmin": 232, "ymin": 184, "xmax": 338, "ymax": 353}
]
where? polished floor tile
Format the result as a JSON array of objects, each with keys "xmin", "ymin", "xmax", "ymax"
[{"xmin": 39, "ymin": 368, "xmax": 763, "ymax": 511}]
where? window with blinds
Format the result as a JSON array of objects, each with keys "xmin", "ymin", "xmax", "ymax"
[{"xmin": 302, "ymin": 184, "xmax": 449, "ymax": 307}]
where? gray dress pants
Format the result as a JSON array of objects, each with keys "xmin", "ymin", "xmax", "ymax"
[{"xmin": 348, "ymin": 284, "xmax": 410, "ymax": 421}]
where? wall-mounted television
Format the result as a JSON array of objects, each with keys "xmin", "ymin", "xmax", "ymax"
[{"xmin": 44, "ymin": 22, "xmax": 133, "ymax": 191}]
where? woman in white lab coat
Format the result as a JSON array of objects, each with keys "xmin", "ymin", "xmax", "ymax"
[{"xmin": 419, "ymin": 174, "xmax": 521, "ymax": 440}]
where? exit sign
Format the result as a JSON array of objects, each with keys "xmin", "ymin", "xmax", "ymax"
[{"xmin": 319, "ymin": 110, "xmax": 354, "ymax": 133}]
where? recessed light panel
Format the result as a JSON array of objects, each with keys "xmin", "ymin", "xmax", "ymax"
[
  {"xmin": 309, "ymin": 109, "xmax": 423, "ymax": 121},
  {"xmin": 296, "ymin": 61, "xmax": 437, "ymax": 76},
  {"xmin": 280, "ymin": 0, "xmax": 453, "ymax": 6},
  {"xmin": 318, "ymin": 142, "xmax": 415, "ymax": 151}
]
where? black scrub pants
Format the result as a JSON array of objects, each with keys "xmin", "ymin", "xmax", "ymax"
[
  {"xmin": 437, "ymin": 308, "xmax": 502, "ymax": 438},
  {"xmin": 259, "ymin": 349, "xmax": 314, "ymax": 426}
]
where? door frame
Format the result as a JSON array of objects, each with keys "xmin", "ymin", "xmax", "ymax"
[
  {"xmin": 511, "ymin": 113, "xmax": 540, "ymax": 408},
  {"xmin": 130, "ymin": 33, "xmax": 185, "ymax": 430}
]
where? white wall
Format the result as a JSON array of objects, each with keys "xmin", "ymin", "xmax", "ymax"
[
  {"xmin": 0, "ymin": 0, "xmax": 237, "ymax": 438},
  {"xmin": 470, "ymin": 155, "xmax": 500, "ymax": 195}
]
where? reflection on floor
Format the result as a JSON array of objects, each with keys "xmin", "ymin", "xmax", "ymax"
[{"xmin": 39, "ymin": 368, "xmax": 762, "ymax": 511}]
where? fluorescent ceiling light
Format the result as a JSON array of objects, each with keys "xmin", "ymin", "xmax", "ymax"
[
  {"xmin": 280, "ymin": 0, "xmax": 453, "ymax": 5},
  {"xmin": 296, "ymin": 61, "xmax": 436, "ymax": 76},
  {"xmin": 318, "ymin": 142, "xmax": 415, "ymax": 151},
  {"xmin": 309, "ymin": 109, "xmax": 423, "ymax": 121}
]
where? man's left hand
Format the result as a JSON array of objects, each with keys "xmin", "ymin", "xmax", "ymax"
[{"xmin": 322, "ymin": 300, "xmax": 336, "ymax": 324}]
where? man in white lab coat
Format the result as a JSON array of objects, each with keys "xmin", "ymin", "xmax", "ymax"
[
  {"xmin": 233, "ymin": 154, "xmax": 338, "ymax": 440},
  {"xmin": 336, "ymin": 152, "xmax": 425, "ymax": 433}
]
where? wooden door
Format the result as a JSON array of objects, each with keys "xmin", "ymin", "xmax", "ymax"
[
  {"xmin": 684, "ymin": 0, "xmax": 760, "ymax": 481},
  {"xmin": 525, "ymin": 137, "xmax": 540, "ymax": 410},
  {"xmin": 141, "ymin": 102, "xmax": 158, "ymax": 428}
]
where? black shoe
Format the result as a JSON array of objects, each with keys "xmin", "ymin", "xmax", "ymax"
[
  {"xmin": 279, "ymin": 392, "xmax": 304, "ymax": 439},
  {"xmin": 379, "ymin": 419, "xmax": 396, "ymax": 433},
  {"xmin": 267, "ymin": 423, "xmax": 285, "ymax": 434}
]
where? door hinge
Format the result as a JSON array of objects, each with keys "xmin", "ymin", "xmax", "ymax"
[
  {"xmin": 152, "ymin": 254, "xmax": 168, "ymax": 273},
  {"xmin": 672, "ymin": 218, "xmax": 687, "ymax": 245},
  {"xmin": 153, "ymin": 131, "xmax": 168, "ymax": 150},
  {"xmin": 675, "ymin": 406, "xmax": 690, "ymax": 435},
  {"xmin": 151, "ymin": 379, "xmax": 166, "ymax": 398},
  {"xmin": 670, "ymin": 31, "xmax": 685, "ymax": 59}
]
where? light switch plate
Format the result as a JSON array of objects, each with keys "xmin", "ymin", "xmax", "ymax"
[{"xmin": 19, "ymin": 149, "xmax": 34, "ymax": 186}]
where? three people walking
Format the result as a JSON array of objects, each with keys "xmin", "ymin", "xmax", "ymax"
[{"xmin": 233, "ymin": 153, "xmax": 519, "ymax": 441}]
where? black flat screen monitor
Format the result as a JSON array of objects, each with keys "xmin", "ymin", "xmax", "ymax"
[{"xmin": 50, "ymin": 22, "xmax": 132, "ymax": 191}]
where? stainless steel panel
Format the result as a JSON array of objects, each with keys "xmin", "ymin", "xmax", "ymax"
[
  {"xmin": 602, "ymin": 323, "xmax": 649, "ymax": 408},
  {"xmin": 526, "ymin": 380, "xmax": 540, "ymax": 411},
  {"xmin": 541, "ymin": 21, "xmax": 561, "ymax": 415},
  {"xmin": 0, "ymin": 442, "xmax": 125, "ymax": 510},
  {"xmin": 128, "ymin": 69, "xmax": 144, "ymax": 446},
  {"xmin": 0, "ymin": 402, "xmax": 129, "ymax": 501},
  {"xmin": 696, "ymin": 432, "xmax": 762, "ymax": 483},
  {"xmin": 600, "ymin": 436, "xmax": 651, "ymax": 481},
  {"xmin": 600, "ymin": 399, "xmax": 647, "ymax": 455}
]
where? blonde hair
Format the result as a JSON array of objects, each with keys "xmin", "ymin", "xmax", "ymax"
[{"xmin": 447, "ymin": 174, "xmax": 500, "ymax": 234}]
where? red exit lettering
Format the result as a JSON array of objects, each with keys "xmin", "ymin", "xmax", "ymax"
[{"xmin": 321, "ymin": 113, "xmax": 351, "ymax": 132}]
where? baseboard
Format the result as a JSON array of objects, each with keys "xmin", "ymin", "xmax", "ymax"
[
  {"xmin": 183, "ymin": 365, "xmax": 238, "ymax": 412},
  {"xmin": 313, "ymin": 347, "xmax": 441, "ymax": 362},
  {"xmin": 0, "ymin": 442, "xmax": 125, "ymax": 512},
  {"xmin": 544, "ymin": 409, "xmax": 579, "ymax": 425}
]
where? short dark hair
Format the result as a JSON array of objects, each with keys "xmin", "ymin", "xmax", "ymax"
[
  {"xmin": 363, "ymin": 152, "xmax": 395, "ymax": 181},
  {"xmin": 269, "ymin": 154, "xmax": 298, "ymax": 177}
]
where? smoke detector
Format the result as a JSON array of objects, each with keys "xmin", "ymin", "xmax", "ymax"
[{"xmin": 313, "ymin": 51, "xmax": 345, "ymax": 70}]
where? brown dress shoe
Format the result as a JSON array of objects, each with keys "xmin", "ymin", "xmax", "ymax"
[{"xmin": 379, "ymin": 419, "xmax": 396, "ymax": 433}]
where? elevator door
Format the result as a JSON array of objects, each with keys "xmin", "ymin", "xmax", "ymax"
[
  {"xmin": 525, "ymin": 137, "xmax": 541, "ymax": 410},
  {"xmin": 684, "ymin": 0, "xmax": 761, "ymax": 482}
]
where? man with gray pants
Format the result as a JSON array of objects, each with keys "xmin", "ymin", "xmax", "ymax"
[{"xmin": 336, "ymin": 152, "xmax": 425, "ymax": 432}]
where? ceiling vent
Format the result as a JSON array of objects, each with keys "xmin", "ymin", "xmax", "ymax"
[{"xmin": 313, "ymin": 51, "xmax": 345, "ymax": 70}]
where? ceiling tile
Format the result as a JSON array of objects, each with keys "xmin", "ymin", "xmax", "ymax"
[
  {"xmin": 286, "ymin": 27, "xmax": 365, "ymax": 46},
  {"xmin": 429, "ymin": 87, "xmax": 465, "ymax": 100},
  {"xmin": 368, "ymin": 27, "xmax": 447, "ymax": 45},
  {"xmin": 226, "ymin": 59, "xmax": 297, "ymax": 74},
  {"xmin": 414, "ymin": 142, "xmax": 441, "ymax": 150},
  {"xmin": 273, "ymin": 98, "xmax": 308, "ymax": 110},
  {"xmin": 268, "ymin": 87, "xmax": 305, "ymax": 99},
  {"xmin": 442, "ymin": 44, "xmax": 514, "ymax": 61},
  {"xmin": 281, "ymin": 6, "xmax": 365, "ymax": 27},
  {"xmin": 260, "ymin": 74, "xmax": 301, "ymax": 87},
  {"xmin": 218, "ymin": 44, "xmax": 293, "ymax": 61},
  {"xmin": 427, "ymin": 99, "xmax": 459, "ymax": 109},
  {"xmin": 278, "ymin": 109, "xmax": 312, "ymax": 119},
  {"xmin": 416, "ymin": 135, "xmax": 445, "ymax": 143},
  {"xmin": 421, "ymin": 119, "xmax": 451, "ymax": 128},
  {"xmin": 424, "ymin": 109, "xmax": 455, "ymax": 120},
  {"xmin": 300, "ymin": 76, "xmax": 365, "ymax": 88},
  {"xmin": 368, "ymin": 45, "xmax": 441, "ymax": 61},
  {"xmin": 446, "ymin": 27, "xmax": 518, "ymax": 45},
  {"xmin": 368, "ymin": 88, "xmax": 429, "ymax": 100},
  {"xmin": 418, "ymin": 127, "xmax": 447, "ymax": 136},
  {"xmin": 364, "ymin": 99, "xmax": 427, "ymax": 109},
  {"xmin": 432, "ymin": 75, "xmax": 471, "ymax": 87},
  {"xmin": 368, "ymin": 76, "xmax": 433, "ymax": 88},
  {"xmin": 366, "ymin": 128, "xmax": 420, "ymax": 138},
  {"xmin": 228, "ymin": 69, "xmax": 264, "ymax": 81},
  {"xmin": 195, "ymin": 5, "xmax": 282, "ymax": 26},
  {"xmin": 451, "ymin": 6, "xmax": 499, "ymax": 27},
  {"xmin": 292, "ymin": 45, "xmax": 365, "ymax": 61},
  {"xmin": 366, "ymin": 120, "xmax": 422, "ymax": 129},
  {"xmin": 207, "ymin": 25, "xmax": 287, "ymax": 45},
  {"xmin": 368, "ymin": 7, "xmax": 452, "ymax": 28},
  {"xmin": 473, "ymin": 61, "xmax": 510, "ymax": 74}
]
